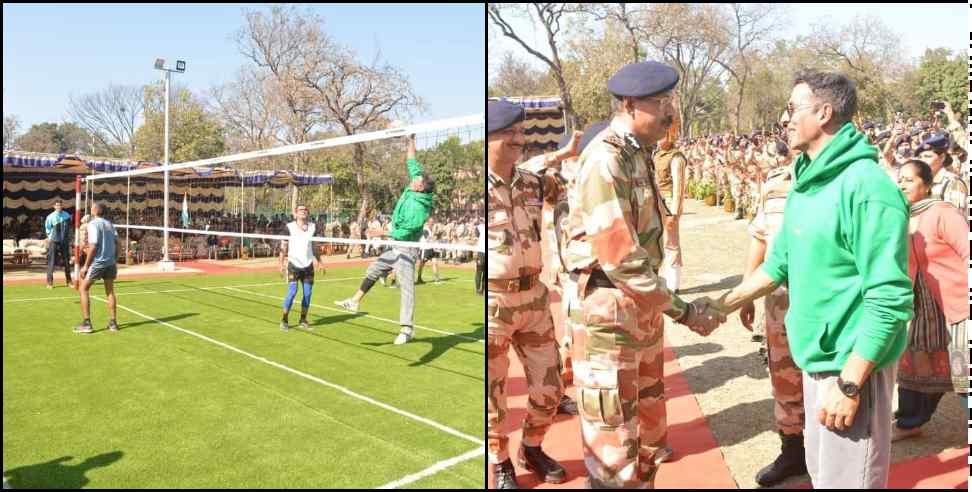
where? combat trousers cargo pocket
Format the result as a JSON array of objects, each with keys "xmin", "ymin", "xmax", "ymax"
[{"xmin": 578, "ymin": 367, "xmax": 623, "ymax": 428}]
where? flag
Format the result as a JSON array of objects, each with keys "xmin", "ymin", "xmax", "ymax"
[{"xmin": 181, "ymin": 193, "xmax": 190, "ymax": 228}]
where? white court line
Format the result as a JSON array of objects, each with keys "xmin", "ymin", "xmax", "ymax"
[
  {"xmin": 225, "ymin": 286, "xmax": 484, "ymax": 344},
  {"xmin": 377, "ymin": 447, "xmax": 484, "ymax": 489},
  {"xmin": 3, "ymin": 277, "xmax": 475, "ymax": 303},
  {"xmin": 92, "ymin": 295, "xmax": 484, "ymax": 447},
  {"xmin": 2, "ymin": 278, "xmax": 358, "ymax": 303}
]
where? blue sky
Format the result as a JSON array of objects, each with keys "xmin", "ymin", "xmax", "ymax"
[
  {"xmin": 3, "ymin": 3, "xmax": 485, "ymax": 131},
  {"xmin": 489, "ymin": 4, "xmax": 967, "ymax": 80}
]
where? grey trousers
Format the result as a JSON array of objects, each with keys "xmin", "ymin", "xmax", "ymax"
[
  {"xmin": 804, "ymin": 362, "xmax": 895, "ymax": 489},
  {"xmin": 365, "ymin": 247, "xmax": 417, "ymax": 328}
]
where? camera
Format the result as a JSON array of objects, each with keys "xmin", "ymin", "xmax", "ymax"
[{"xmin": 930, "ymin": 101, "xmax": 945, "ymax": 111}]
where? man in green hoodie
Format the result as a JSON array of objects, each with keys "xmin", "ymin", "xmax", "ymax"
[
  {"xmin": 335, "ymin": 134, "xmax": 435, "ymax": 345},
  {"xmin": 715, "ymin": 70, "xmax": 913, "ymax": 488}
]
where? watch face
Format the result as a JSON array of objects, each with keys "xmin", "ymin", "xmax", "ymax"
[{"xmin": 840, "ymin": 381, "xmax": 859, "ymax": 396}]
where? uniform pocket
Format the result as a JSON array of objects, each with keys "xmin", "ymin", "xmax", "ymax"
[{"xmin": 578, "ymin": 367, "xmax": 623, "ymax": 427}]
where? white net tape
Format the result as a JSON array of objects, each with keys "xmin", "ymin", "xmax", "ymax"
[{"xmin": 114, "ymin": 224, "xmax": 484, "ymax": 254}]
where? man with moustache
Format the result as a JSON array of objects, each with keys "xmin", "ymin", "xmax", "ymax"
[
  {"xmin": 563, "ymin": 61, "xmax": 725, "ymax": 488},
  {"xmin": 486, "ymin": 99, "xmax": 567, "ymax": 489}
]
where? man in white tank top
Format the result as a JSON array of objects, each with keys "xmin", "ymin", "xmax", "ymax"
[{"xmin": 278, "ymin": 204, "xmax": 325, "ymax": 331}]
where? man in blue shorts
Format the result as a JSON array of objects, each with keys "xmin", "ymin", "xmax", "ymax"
[{"xmin": 75, "ymin": 202, "xmax": 118, "ymax": 334}]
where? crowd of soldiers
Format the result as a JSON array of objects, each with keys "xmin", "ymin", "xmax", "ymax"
[
  {"xmin": 679, "ymin": 102, "xmax": 969, "ymax": 224},
  {"xmin": 487, "ymin": 60, "xmax": 969, "ymax": 490}
]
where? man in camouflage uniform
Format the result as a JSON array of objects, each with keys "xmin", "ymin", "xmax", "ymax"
[
  {"xmin": 653, "ymin": 108, "xmax": 687, "ymax": 294},
  {"xmin": 487, "ymin": 100, "xmax": 567, "ymax": 489},
  {"xmin": 738, "ymin": 132, "xmax": 807, "ymax": 486},
  {"xmin": 915, "ymin": 133, "xmax": 968, "ymax": 217},
  {"xmin": 519, "ymin": 129, "xmax": 586, "ymax": 416},
  {"xmin": 563, "ymin": 61, "xmax": 726, "ymax": 489}
]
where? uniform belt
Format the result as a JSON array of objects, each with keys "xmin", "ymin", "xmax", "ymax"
[
  {"xmin": 569, "ymin": 269, "xmax": 615, "ymax": 290},
  {"xmin": 487, "ymin": 274, "xmax": 539, "ymax": 293}
]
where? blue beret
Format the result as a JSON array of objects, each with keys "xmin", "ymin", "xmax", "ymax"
[
  {"xmin": 487, "ymin": 100, "xmax": 525, "ymax": 134},
  {"xmin": 607, "ymin": 61, "xmax": 679, "ymax": 98},
  {"xmin": 915, "ymin": 133, "xmax": 949, "ymax": 154},
  {"xmin": 578, "ymin": 120, "xmax": 610, "ymax": 155}
]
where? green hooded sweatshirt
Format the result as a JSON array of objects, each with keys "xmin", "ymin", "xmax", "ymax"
[
  {"xmin": 761, "ymin": 122, "xmax": 913, "ymax": 374},
  {"xmin": 389, "ymin": 158, "xmax": 434, "ymax": 242}
]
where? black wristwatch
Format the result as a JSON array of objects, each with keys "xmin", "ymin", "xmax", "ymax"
[{"xmin": 836, "ymin": 377, "xmax": 860, "ymax": 398}]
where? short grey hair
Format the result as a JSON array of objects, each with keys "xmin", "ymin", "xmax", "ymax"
[
  {"xmin": 90, "ymin": 202, "xmax": 105, "ymax": 215},
  {"xmin": 793, "ymin": 69, "xmax": 857, "ymax": 125}
]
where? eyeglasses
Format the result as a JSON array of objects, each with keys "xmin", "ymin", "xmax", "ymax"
[
  {"xmin": 643, "ymin": 93, "xmax": 676, "ymax": 108},
  {"xmin": 784, "ymin": 103, "xmax": 818, "ymax": 119}
]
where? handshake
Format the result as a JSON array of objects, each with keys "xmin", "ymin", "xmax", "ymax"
[{"xmin": 677, "ymin": 294, "xmax": 731, "ymax": 337}]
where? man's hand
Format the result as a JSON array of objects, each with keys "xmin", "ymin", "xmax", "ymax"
[
  {"xmin": 681, "ymin": 297, "xmax": 727, "ymax": 336},
  {"xmin": 314, "ymin": 259, "xmax": 326, "ymax": 275},
  {"xmin": 818, "ymin": 381, "xmax": 860, "ymax": 431},
  {"xmin": 79, "ymin": 267, "xmax": 88, "ymax": 281},
  {"xmin": 739, "ymin": 301, "xmax": 755, "ymax": 331}
]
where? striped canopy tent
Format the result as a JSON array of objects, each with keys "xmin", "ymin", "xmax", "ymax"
[
  {"xmin": 488, "ymin": 96, "xmax": 565, "ymax": 160},
  {"xmin": 2, "ymin": 151, "xmax": 333, "ymax": 217}
]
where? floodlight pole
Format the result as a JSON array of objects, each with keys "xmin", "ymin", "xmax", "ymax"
[
  {"xmin": 154, "ymin": 58, "xmax": 185, "ymax": 271},
  {"xmin": 162, "ymin": 68, "xmax": 172, "ymax": 269}
]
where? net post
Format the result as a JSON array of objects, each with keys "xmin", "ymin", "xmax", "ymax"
[{"xmin": 73, "ymin": 175, "xmax": 81, "ymax": 286}]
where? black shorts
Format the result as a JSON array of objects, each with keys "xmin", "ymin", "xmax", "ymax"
[
  {"xmin": 422, "ymin": 248, "xmax": 439, "ymax": 261},
  {"xmin": 287, "ymin": 262, "xmax": 315, "ymax": 284}
]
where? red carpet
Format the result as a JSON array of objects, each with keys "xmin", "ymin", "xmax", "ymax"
[{"xmin": 490, "ymin": 328, "xmax": 969, "ymax": 489}]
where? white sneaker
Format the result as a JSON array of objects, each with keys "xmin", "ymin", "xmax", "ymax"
[
  {"xmin": 394, "ymin": 327, "xmax": 414, "ymax": 345},
  {"xmin": 335, "ymin": 299, "xmax": 359, "ymax": 313}
]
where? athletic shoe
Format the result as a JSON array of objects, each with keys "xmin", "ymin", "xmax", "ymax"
[
  {"xmin": 74, "ymin": 322, "xmax": 93, "ymax": 334},
  {"xmin": 107, "ymin": 320, "xmax": 119, "ymax": 332},
  {"xmin": 47, "ymin": 284, "xmax": 54, "ymax": 290},
  {"xmin": 379, "ymin": 277, "xmax": 386, "ymax": 286},
  {"xmin": 299, "ymin": 319, "xmax": 311, "ymax": 330},
  {"xmin": 335, "ymin": 299, "xmax": 359, "ymax": 313},
  {"xmin": 393, "ymin": 327, "xmax": 414, "ymax": 345},
  {"xmin": 280, "ymin": 321, "xmax": 289, "ymax": 332},
  {"xmin": 415, "ymin": 278, "xmax": 425, "ymax": 285}
]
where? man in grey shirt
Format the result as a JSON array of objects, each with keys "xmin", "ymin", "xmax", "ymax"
[{"xmin": 75, "ymin": 202, "xmax": 119, "ymax": 334}]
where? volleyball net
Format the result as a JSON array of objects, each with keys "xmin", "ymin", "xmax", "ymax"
[{"xmin": 73, "ymin": 114, "xmax": 485, "ymax": 277}]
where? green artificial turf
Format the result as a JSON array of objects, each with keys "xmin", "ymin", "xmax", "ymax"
[{"xmin": 3, "ymin": 266, "xmax": 485, "ymax": 488}]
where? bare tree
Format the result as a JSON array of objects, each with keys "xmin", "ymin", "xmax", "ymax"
[
  {"xmin": 489, "ymin": 52, "xmax": 550, "ymax": 97},
  {"xmin": 713, "ymin": 3, "xmax": 786, "ymax": 132},
  {"xmin": 488, "ymin": 3, "xmax": 582, "ymax": 131},
  {"xmin": 575, "ymin": 3, "xmax": 651, "ymax": 64},
  {"xmin": 209, "ymin": 67, "xmax": 283, "ymax": 153},
  {"xmin": 299, "ymin": 41, "xmax": 423, "ymax": 224},
  {"xmin": 3, "ymin": 114, "xmax": 20, "ymax": 151},
  {"xmin": 236, "ymin": 5, "xmax": 327, "ymax": 208},
  {"xmin": 67, "ymin": 84, "xmax": 144, "ymax": 158},
  {"xmin": 639, "ymin": 4, "xmax": 731, "ymax": 138},
  {"xmin": 808, "ymin": 14, "xmax": 904, "ymax": 119}
]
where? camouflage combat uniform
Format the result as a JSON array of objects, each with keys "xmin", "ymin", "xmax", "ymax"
[
  {"xmin": 747, "ymin": 165, "xmax": 804, "ymax": 436},
  {"xmin": 930, "ymin": 167, "xmax": 968, "ymax": 217},
  {"xmin": 520, "ymin": 154, "xmax": 578, "ymax": 384},
  {"xmin": 563, "ymin": 120, "xmax": 690, "ymax": 488},
  {"xmin": 486, "ymin": 166, "xmax": 565, "ymax": 465}
]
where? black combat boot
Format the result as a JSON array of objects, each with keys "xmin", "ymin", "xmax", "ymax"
[
  {"xmin": 556, "ymin": 394, "xmax": 578, "ymax": 415},
  {"xmin": 493, "ymin": 458, "xmax": 518, "ymax": 489},
  {"xmin": 755, "ymin": 431, "xmax": 807, "ymax": 487},
  {"xmin": 517, "ymin": 445, "xmax": 566, "ymax": 484}
]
